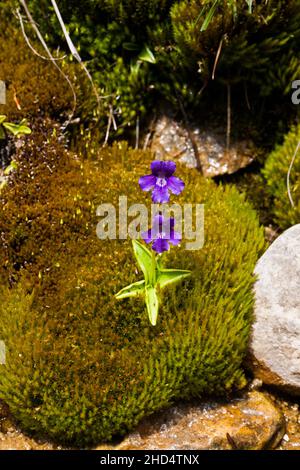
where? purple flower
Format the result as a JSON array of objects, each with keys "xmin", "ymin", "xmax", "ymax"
[
  {"xmin": 139, "ymin": 161, "xmax": 185, "ymax": 203},
  {"xmin": 142, "ymin": 214, "xmax": 181, "ymax": 253}
]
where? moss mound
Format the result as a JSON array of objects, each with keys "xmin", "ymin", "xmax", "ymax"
[
  {"xmin": 0, "ymin": 133, "xmax": 265, "ymax": 445},
  {"xmin": 263, "ymin": 124, "xmax": 300, "ymax": 230}
]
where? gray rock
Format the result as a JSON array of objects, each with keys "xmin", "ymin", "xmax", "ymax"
[
  {"xmin": 249, "ymin": 224, "xmax": 300, "ymax": 394},
  {"xmin": 150, "ymin": 115, "xmax": 255, "ymax": 177}
]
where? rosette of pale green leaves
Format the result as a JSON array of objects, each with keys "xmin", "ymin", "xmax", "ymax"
[{"xmin": 116, "ymin": 239, "xmax": 191, "ymax": 326}]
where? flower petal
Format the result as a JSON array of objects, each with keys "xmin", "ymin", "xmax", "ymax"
[
  {"xmin": 139, "ymin": 174, "xmax": 156, "ymax": 191},
  {"xmin": 168, "ymin": 217, "xmax": 175, "ymax": 229},
  {"xmin": 167, "ymin": 176, "xmax": 185, "ymax": 195},
  {"xmin": 152, "ymin": 185, "xmax": 170, "ymax": 203},
  {"xmin": 162, "ymin": 161, "xmax": 176, "ymax": 177},
  {"xmin": 141, "ymin": 229, "xmax": 154, "ymax": 244},
  {"xmin": 169, "ymin": 230, "xmax": 181, "ymax": 246},
  {"xmin": 151, "ymin": 160, "xmax": 176, "ymax": 177},
  {"xmin": 150, "ymin": 161, "xmax": 164, "ymax": 176},
  {"xmin": 152, "ymin": 238, "xmax": 170, "ymax": 253},
  {"xmin": 159, "ymin": 216, "xmax": 174, "ymax": 238},
  {"xmin": 152, "ymin": 213, "xmax": 164, "ymax": 228}
]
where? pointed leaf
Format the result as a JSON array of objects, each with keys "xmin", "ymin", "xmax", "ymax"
[
  {"xmin": 145, "ymin": 286, "xmax": 159, "ymax": 326},
  {"xmin": 4, "ymin": 160, "xmax": 18, "ymax": 175},
  {"xmin": 194, "ymin": 5, "xmax": 206, "ymax": 26},
  {"xmin": 123, "ymin": 42, "xmax": 140, "ymax": 51},
  {"xmin": 3, "ymin": 122, "xmax": 31, "ymax": 136},
  {"xmin": 200, "ymin": 0, "xmax": 219, "ymax": 32},
  {"xmin": 115, "ymin": 280, "xmax": 145, "ymax": 299},
  {"xmin": 132, "ymin": 240, "xmax": 156, "ymax": 285},
  {"xmin": 3, "ymin": 122, "xmax": 20, "ymax": 136},
  {"xmin": 158, "ymin": 268, "xmax": 191, "ymax": 289},
  {"xmin": 245, "ymin": 0, "xmax": 253, "ymax": 14},
  {"xmin": 227, "ymin": 0, "xmax": 237, "ymax": 19},
  {"xmin": 0, "ymin": 126, "xmax": 5, "ymax": 140},
  {"xmin": 138, "ymin": 45, "xmax": 156, "ymax": 64},
  {"xmin": 130, "ymin": 59, "xmax": 141, "ymax": 76},
  {"xmin": 0, "ymin": 115, "xmax": 7, "ymax": 125},
  {"xmin": 0, "ymin": 179, "xmax": 7, "ymax": 193},
  {"xmin": 17, "ymin": 124, "xmax": 32, "ymax": 135}
]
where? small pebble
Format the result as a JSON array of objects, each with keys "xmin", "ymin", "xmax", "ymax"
[{"xmin": 249, "ymin": 378, "xmax": 263, "ymax": 391}]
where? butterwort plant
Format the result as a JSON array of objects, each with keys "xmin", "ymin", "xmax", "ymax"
[{"xmin": 115, "ymin": 160, "xmax": 191, "ymax": 326}]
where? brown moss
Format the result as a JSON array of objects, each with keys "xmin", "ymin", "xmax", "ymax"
[{"xmin": 0, "ymin": 22, "xmax": 75, "ymax": 122}]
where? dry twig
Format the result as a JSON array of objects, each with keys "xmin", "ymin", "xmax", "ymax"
[{"xmin": 287, "ymin": 140, "xmax": 300, "ymax": 208}]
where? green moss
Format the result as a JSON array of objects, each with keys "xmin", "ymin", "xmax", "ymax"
[
  {"xmin": 14, "ymin": 0, "xmax": 298, "ymax": 145},
  {"xmin": 216, "ymin": 164, "xmax": 274, "ymax": 227},
  {"xmin": 171, "ymin": 0, "xmax": 300, "ymax": 94},
  {"xmin": 96, "ymin": 0, "xmax": 174, "ymax": 25},
  {"xmin": 263, "ymin": 124, "xmax": 300, "ymax": 229},
  {"xmin": 0, "ymin": 135, "xmax": 265, "ymax": 445}
]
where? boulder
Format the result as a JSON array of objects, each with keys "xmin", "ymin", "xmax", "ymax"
[
  {"xmin": 249, "ymin": 224, "xmax": 300, "ymax": 394},
  {"xmin": 150, "ymin": 116, "xmax": 255, "ymax": 177},
  {"xmin": 112, "ymin": 392, "xmax": 284, "ymax": 450}
]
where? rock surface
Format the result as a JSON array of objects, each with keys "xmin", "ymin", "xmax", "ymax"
[
  {"xmin": 249, "ymin": 224, "xmax": 300, "ymax": 394},
  {"xmin": 0, "ymin": 392, "xmax": 300, "ymax": 450},
  {"xmin": 0, "ymin": 400, "xmax": 60, "ymax": 450},
  {"xmin": 114, "ymin": 391, "xmax": 285, "ymax": 450},
  {"xmin": 273, "ymin": 394, "xmax": 300, "ymax": 450},
  {"xmin": 150, "ymin": 116, "xmax": 255, "ymax": 177}
]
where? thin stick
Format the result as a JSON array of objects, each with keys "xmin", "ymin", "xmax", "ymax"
[
  {"xmin": 111, "ymin": 111, "xmax": 117, "ymax": 131},
  {"xmin": 17, "ymin": 9, "xmax": 67, "ymax": 61},
  {"xmin": 50, "ymin": 0, "xmax": 102, "ymax": 114},
  {"xmin": 18, "ymin": 0, "xmax": 77, "ymax": 127},
  {"xmin": 226, "ymin": 82, "xmax": 231, "ymax": 151},
  {"xmin": 135, "ymin": 115, "xmax": 140, "ymax": 149},
  {"xmin": 178, "ymin": 97, "xmax": 203, "ymax": 174},
  {"xmin": 287, "ymin": 140, "xmax": 300, "ymax": 208},
  {"xmin": 143, "ymin": 132, "xmax": 151, "ymax": 150},
  {"xmin": 142, "ymin": 115, "xmax": 157, "ymax": 150},
  {"xmin": 196, "ymin": 80, "xmax": 208, "ymax": 97},
  {"xmin": 244, "ymin": 81, "xmax": 251, "ymax": 111},
  {"xmin": 13, "ymin": 86, "xmax": 21, "ymax": 110},
  {"xmin": 103, "ymin": 105, "xmax": 113, "ymax": 147},
  {"xmin": 212, "ymin": 36, "xmax": 224, "ymax": 80}
]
